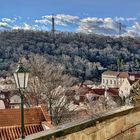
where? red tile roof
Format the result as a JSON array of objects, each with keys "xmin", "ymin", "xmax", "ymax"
[
  {"xmin": 102, "ymin": 71, "xmax": 120, "ymax": 76},
  {"xmin": 0, "ymin": 107, "xmax": 47, "ymax": 127},
  {"xmin": 0, "ymin": 105, "xmax": 52, "ymax": 140},
  {"xmin": 76, "ymin": 84, "xmax": 119, "ymax": 98},
  {"xmin": 0, "ymin": 124, "xmax": 43, "ymax": 140},
  {"xmin": 102, "ymin": 71, "xmax": 140, "ymax": 79},
  {"xmin": 102, "ymin": 71, "xmax": 129, "ymax": 78},
  {"xmin": 118, "ymin": 72, "xmax": 129, "ymax": 78},
  {"xmin": 90, "ymin": 88, "xmax": 119, "ymax": 96},
  {"xmin": 107, "ymin": 88, "xmax": 119, "ymax": 96},
  {"xmin": 130, "ymin": 73, "xmax": 140, "ymax": 79},
  {"xmin": 91, "ymin": 89, "xmax": 105, "ymax": 95}
]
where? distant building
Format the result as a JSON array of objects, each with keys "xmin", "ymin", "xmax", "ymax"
[
  {"xmin": 0, "ymin": 90, "xmax": 23, "ymax": 109},
  {"xmin": 9, "ymin": 94, "xmax": 21, "ymax": 108},
  {"xmin": 102, "ymin": 71, "xmax": 140, "ymax": 88},
  {"xmin": 0, "ymin": 105, "xmax": 52, "ymax": 140},
  {"xmin": 0, "ymin": 91, "xmax": 11, "ymax": 109},
  {"xmin": 0, "ymin": 77, "xmax": 22, "ymax": 109},
  {"xmin": 0, "ymin": 77, "xmax": 15, "ymax": 91},
  {"xmin": 119, "ymin": 78, "xmax": 139, "ymax": 105},
  {"xmin": 73, "ymin": 84, "xmax": 121, "ymax": 110}
]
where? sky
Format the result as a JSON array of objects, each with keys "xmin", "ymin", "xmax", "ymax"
[{"xmin": 0, "ymin": 0, "xmax": 140, "ymax": 36}]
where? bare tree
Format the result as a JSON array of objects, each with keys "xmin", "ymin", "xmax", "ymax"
[
  {"xmin": 85, "ymin": 94, "xmax": 107, "ymax": 114},
  {"xmin": 130, "ymin": 80, "xmax": 140, "ymax": 106},
  {"xmin": 24, "ymin": 54, "xmax": 78, "ymax": 124}
]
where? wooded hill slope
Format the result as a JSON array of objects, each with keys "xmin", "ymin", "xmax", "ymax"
[{"xmin": 0, "ymin": 30, "xmax": 139, "ymax": 81}]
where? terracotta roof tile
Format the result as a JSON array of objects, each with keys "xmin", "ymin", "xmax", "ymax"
[
  {"xmin": 88, "ymin": 88, "xmax": 119, "ymax": 96},
  {"xmin": 0, "ymin": 124, "xmax": 43, "ymax": 140},
  {"xmin": 0, "ymin": 107, "xmax": 47, "ymax": 127},
  {"xmin": 107, "ymin": 88, "xmax": 119, "ymax": 96},
  {"xmin": 91, "ymin": 89, "xmax": 105, "ymax": 95},
  {"xmin": 129, "ymin": 72, "xmax": 140, "ymax": 79},
  {"xmin": 102, "ymin": 71, "xmax": 140, "ymax": 79},
  {"xmin": 118, "ymin": 72, "xmax": 129, "ymax": 78},
  {"xmin": 0, "ymin": 106, "xmax": 51, "ymax": 140},
  {"xmin": 102, "ymin": 71, "xmax": 119, "ymax": 76}
]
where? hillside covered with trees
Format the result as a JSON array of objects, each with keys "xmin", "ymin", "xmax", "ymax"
[{"xmin": 0, "ymin": 30, "xmax": 140, "ymax": 81}]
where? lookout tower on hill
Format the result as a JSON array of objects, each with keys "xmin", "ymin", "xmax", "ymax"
[
  {"xmin": 118, "ymin": 22, "xmax": 122, "ymax": 36},
  {"xmin": 51, "ymin": 14, "xmax": 55, "ymax": 34}
]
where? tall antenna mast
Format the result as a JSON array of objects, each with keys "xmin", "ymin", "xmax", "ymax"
[
  {"xmin": 51, "ymin": 14, "xmax": 55, "ymax": 33},
  {"xmin": 118, "ymin": 22, "xmax": 121, "ymax": 36}
]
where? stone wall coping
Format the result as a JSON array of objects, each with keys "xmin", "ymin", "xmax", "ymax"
[{"xmin": 17, "ymin": 105, "xmax": 138, "ymax": 140}]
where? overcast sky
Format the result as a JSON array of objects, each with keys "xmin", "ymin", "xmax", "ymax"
[{"xmin": 0, "ymin": 0, "xmax": 140, "ymax": 36}]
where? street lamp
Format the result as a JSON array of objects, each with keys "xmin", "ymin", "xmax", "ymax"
[{"xmin": 14, "ymin": 63, "xmax": 29, "ymax": 139}]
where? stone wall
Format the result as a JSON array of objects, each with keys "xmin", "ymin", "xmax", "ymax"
[{"xmin": 23, "ymin": 106, "xmax": 140, "ymax": 140}]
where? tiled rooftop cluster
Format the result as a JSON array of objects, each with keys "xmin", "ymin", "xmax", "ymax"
[{"xmin": 0, "ymin": 106, "xmax": 52, "ymax": 140}]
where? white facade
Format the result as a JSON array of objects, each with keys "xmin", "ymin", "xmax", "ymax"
[
  {"xmin": 102, "ymin": 72, "xmax": 126, "ymax": 88},
  {"xmin": 119, "ymin": 78, "xmax": 131, "ymax": 98},
  {"xmin": 119, "ymin": 78, "xmax": 139, "ymax": 105},
  {"xmin": 102, "ymin": 74, "xmax": 118, "ymax": 88}
]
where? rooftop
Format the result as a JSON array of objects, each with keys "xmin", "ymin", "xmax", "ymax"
[
  {"xmin": 102, "ymin": 71, "xmax": 140, "ymax": 78},
  {"xmin": 0, "ymin": 105, "xmax": 52, "ymax": 140},
  {"xmin": 76, "ymin": 84, "xmax": 119, "ymax": 99}
]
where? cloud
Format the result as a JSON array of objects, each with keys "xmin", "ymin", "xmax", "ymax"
[
  {"xmin": 0, "ymin": 15, "xmax": 140, "ymax": 37},
  {"xmin": 35, "ymin": 14, "xmax": 80, "ymax": 26},
  {"xmin": 0, "ymin": 22, "xmax": 9, "ymax": 27},
  {"xmin": 35, "ymin": 18, "xmax": 51, "ymax": 25},
  {"xmin": 36, "ymin": 15, "xmax": 138, "ymax": 36},
  {"xmin": 125, "ymin": 22, "xmax": 140, "ymax": 37},
  {"xmin": 12, "ymin": 23, "xmax": 36, "ymax": 30},
  {"xmin": 22, "ymin": 23, "xmax": 32, "ymax": 30},
  {"xmin": 114, "ymin": 17, "xmax": 125, "ymax": 22},
  {"xmin": 1, "ymin": 18, "xmax": 16, "ymax": 23},
  {"xmin": 0, "ymin": 17, "xmax": 17, "ymax": 30},
  {"xmin": 0, "ymin": 22, "xmax": 11, "ymax": 29},
  {"xmin": 12, "ymin": 23, "xmax": 47, "ymax": 31},
  {"xmin": 126, "ymin": 17, "xmax": 137, "ymax": 22},
  {"xmin": 77, "ymin": 17, "xmax": 126, "ymax": 35},
  {"xmin": 114, "ymin": 17, "xmax": 137, "ymax": 22}
]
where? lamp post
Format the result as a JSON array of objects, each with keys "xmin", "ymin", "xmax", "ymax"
[{"xmin": 14, "ymin": 63, "xmax": 29, "ymax": 139}]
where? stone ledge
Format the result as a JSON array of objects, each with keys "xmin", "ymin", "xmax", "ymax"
[{"xmin": 18, "ymin": 105, "xmax": 139, "ymax": 140}]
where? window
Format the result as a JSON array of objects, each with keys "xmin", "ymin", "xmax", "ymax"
[
  {"xmin": 110, "ymin": 80, "xmax": 112, "ymax": 84},
  {"xmin": 106, "ymin": 80, "xmax": 108, "ymax": 84}
]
